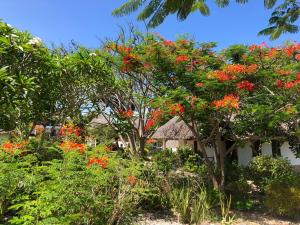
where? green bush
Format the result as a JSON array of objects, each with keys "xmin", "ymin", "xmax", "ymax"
[
  {"xmin": 151, "ymin": 148, "xmax": 179, "ymax": 173},
  {"xmin": 248, "ymin": 155, "xmax": 296, "ymax": 191},
  {"xmin": 265, "ymin": 181, "xmax": 300, "ymax": 217},
  {"xmin": 0, "ymin": 145, "xmax": 143, "ymax": 225}
]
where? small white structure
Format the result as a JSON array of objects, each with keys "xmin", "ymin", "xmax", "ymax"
[{"xmin": 152, "ymin": 117, "xmax": 300, "ymax": 168}]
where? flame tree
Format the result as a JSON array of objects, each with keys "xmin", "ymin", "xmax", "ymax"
[{"xmin": 113, "ymin": 33, "xmax": 300, "ymax": 190}]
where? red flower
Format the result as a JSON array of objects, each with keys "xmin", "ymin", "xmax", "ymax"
[
  {"xmin": 163, "ymin": 40, "xmax": 174, "ymax": 46},
  {"xmin": 170, "ymin": 103, "xmax": 185, "ymax": 115},
  {"xmin": 284, "ymin": 82, "xmax": 294, "ymax": 89},
  {"xmin": 146, "ymin": 138, "xmax": 155, "ymax": 144},
  {"xmin": 212, "ymin": 71, "xmax": 234, "ymax": 82},
  {"xmin": 60, "ymin": 141, "xmax": 85, "ymax": 154},
  {"xmin": 212, "ymin": 94, "xmax": 239, "ymax": 109},
  {"xmin": 87, "ymin": 156, "xmax": 108, "ymax": 169},
  {"xmin": 295, "ymin": 54, "xmax": 300, "ymax": 61},
  {"xmin": 226, "ymin": 64, "xmax": 246, "ymax": 74},
  {"xmin": 245, "ymin": 64, "xmax": 258, "ymax": 74},
  {"xmin": 176, "ymin": 55, "xmax": 189, "ymax": 63},
  {"xmin": 151, "ymin": 108, "xmax": 163, "ymax": 121},
  {"xmin": 144, "ymin": 119, "xmax": 155, "ymax": 131},
  {"xmin": 266, "ymin": 48, "xmax": 278, "ymax": 59},
  {"xmin": 195, "ymin": 82, "xmax": 204, "ymax": 87},
  {"xmin": 236, "ymin": 80, "xmax": 255, "ymax": 91},
  {"xmin": 74, "ymin": 128, "xmax": 81, "ymax": 137},
  {"xmin": 277, "ymin": 80, "xmax": 283, "ymax": 88},
  {"xmin": 283, "ymin": 43, "xmax": 300, "ymax": 57},
  {"xmin": 118, "ymin": 109, "xmax": 134, "ymax": 118}
]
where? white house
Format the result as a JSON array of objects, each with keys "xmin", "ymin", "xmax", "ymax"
[{"xmin": 152, "ymin": 117, "xmax": 300, "ymax": 171}]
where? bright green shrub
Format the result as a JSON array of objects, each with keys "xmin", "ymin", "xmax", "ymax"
[
  {"xmin": 0, "ymin": 145, "xmax": 144, "ymax": 225},
  {"xmin": 151, "ymin": 149, "xmax": 179, "ymax": 173},
  {"xmin": 248, "ymin": 155, "xmax": 296, "ymax": 191},
  {"xmin": 265, "ymin": 181, "xmax": 300, "ymax": 217}
]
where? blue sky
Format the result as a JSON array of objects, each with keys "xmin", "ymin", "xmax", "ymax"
[{"xmin": 0, "ymin": 0, "xmax": 299, "ymax": 50}]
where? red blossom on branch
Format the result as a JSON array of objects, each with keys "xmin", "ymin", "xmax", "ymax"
[
  {"xmin": 176, "ymin": 55, "xmax": 189, "ymax": 63},
  {"xmin": 212, "ymin": 94, "xmax": 239, "ymax": 109},
  {"xmin": 170, "ymin": 103, "xmax": 185, "ymax": 115},
  {"xmin": 236, "ymin": 80, "xmax": 255, "ymax": 91},
  {"xmin": 144, "ymin": 119, "xmax": 155, "ymax": 131},
  {"xmin": 118, "ymin": 109, "xmax": 134, "ymax": 118},
  {"xmin": 87, "ymin": 156, "xmax": 108, "ymax": 169}
]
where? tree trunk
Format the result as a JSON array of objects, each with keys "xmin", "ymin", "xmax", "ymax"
[
  {"xmin": 127, "ymin": 133, "xmax": 137, "ymax": 156},
  {"xmin": 216, "ymin": 130, "xmax": 226, "ymax": 192},
  {"xmin": 196, "ymin": 137, "xmax": 220, "ymax": 190},
  {"xmin": 138, "ymin": 137, "xmax": 146, "ymax": 157}
]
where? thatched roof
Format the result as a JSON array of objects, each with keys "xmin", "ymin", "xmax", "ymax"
[
  {"xmin": 152, "ymin": 116, "xmax": 195, "ymax": 140},
  {"xmin": 90, "ymin": 115, "xmax": 110, "ymax": 127}
]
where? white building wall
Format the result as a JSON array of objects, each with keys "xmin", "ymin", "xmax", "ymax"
[
  {"xmin": 261, "ymin": 142, "xmax": 273, "ymax": 156},
  {"xmin": 237, "ymin": 143, "xmax": 253, "ymax": 166},
  {"xmin": 166, "ymin": 140, "xmax": 179, "ymax": 152},
  {"xmin": 280, "ymin": 142, "xmax": 300, "ymax": 166}
]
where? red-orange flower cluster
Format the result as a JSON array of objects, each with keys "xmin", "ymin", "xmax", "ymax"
[
  {"xmin": 236, "ymin": 80, "xmax": 255, "ymax": 91},
  {"xmin": 58, "ymin": 126, "xmax": 81, "ymax": 137},
  {"xmin": 163, "ymin": 40, "xmax": 174, "ymax": 46},
  {"xmin": 87, "ymin": 156, "xmax": 108, "ymax": 169},
  {"xmin": 283, "ymin": 43, "xmax": 300, "ymax": 57},
  {"xmin": 212, "ymin": 94, "xmax": 239, "ymax": 109},
  {"xmin": 118, "ymin": 109, "xmax": 134, "ymax": 118},
  {"xmin": 277, "ymin": 74, "xmax": 300, "ymax": 89},
  {"xmin": 1, "ymin": 141, "xmax": 26, "ymax": 154},
  {"xmin": 195, "ymin": 82, "xmax": 204, "ymax": 87},
  {"xmin": 225, "ymin": 64, "xmax": 258, "ymax": 75},
  {"xmin": 144, "ymin": 108, "xmax": 163, "ymax": 131},
  {"xmin": 146, "ymin": 138, "xmax": 155, "ymax": 144},
  {"xmin": 59, "ymin": 141, "xmax": 85, "ymax": 154},
  {"xmin": 211, "ymin": 71, "xmax": 234, "ymax": 82},
  {"xmin": 176, "ymin": 55, "xmax": 189, "ymax": 63},
  {"xmin": 170, "ymin": 103, "xmax": 185, "ymax": 115},
  {"xmin": 144, "ymin": 119, "xmax": 155, "ymax": 131}
]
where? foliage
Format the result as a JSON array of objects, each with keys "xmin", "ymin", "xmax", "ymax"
[
  {"xmin": 110, "ymin": 31, "xmax": 300, "ymax": 190},
  {"xmin": 265, "ymin": 181, "xmax": 300, "ymax": 217},
  {"xmin": 0, "ymin": 139, "xmax": 144, "ymax": 225},
  {"xmin": 113, "ymin": 0, "xmax": 299, "ymax": 39},
  {"xmin": 248, "ymin": 155, "xmax": 297, "ymax": 191}
]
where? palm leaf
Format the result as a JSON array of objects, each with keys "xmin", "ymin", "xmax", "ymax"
[
  {"xmin": 192, "ymin": 0, "xmax": 210, "ymax": 16},
  {"xmin": 215, "ymin": 0, "xmax": 229, "ymax": 8},
  {"xmin": 112, "ymin": 0, "xmax": 146, "ymax": 17},
  {"xmin": 137, "ymin": 0, "xmax": 162, "ymax": 20},
  {"xmin": 177, "ymin": 0, "xmax": 196, "ymax": 20},
  {"xmin": 147, "ymin": 3, "xmax": 170, "ymax": 28},
  {"xmin": 264, "ymin": 0, "xmax": 277, "ymax": 9}
]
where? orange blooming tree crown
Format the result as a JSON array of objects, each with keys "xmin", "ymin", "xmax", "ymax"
[{"xmin": 115, "ymin": 33, "xmax": 300, "ymax": 154}]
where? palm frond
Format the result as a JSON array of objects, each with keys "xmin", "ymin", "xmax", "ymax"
[
  {"xmin": 236, "ymin": 0, "xmax": 248, "ymax": 4},
  {"xmin": 147, "ymin": 3, "xmax": 170, "ymax": 28},
  {"xmin": 112, "ymin": 0, "xmax": 146, "ymax": 17},
  {"xmin": 215, "ymin": 0, "xmax": 229, "ymax": 8},
  {"xmin": 177, "ymin": 0, "xmax": 196, "ymax": 20},
  {"xmin": 192, "ymin": 0, "xmax": 210, "ymax": 16},
  {"xmin": 264, "ymin": 0, "xmax": 277, "ymax": 9},
  {"xmin": 137, "ymin": 0, "xmax": 162, "ymax": 20}
]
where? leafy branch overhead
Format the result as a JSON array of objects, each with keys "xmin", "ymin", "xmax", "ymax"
[{"xmin": 113, "ymin": 0, "xmax": 300, "ymax": 39}]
